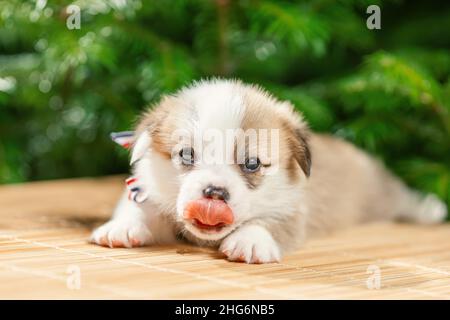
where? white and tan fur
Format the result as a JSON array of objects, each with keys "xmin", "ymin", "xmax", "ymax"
[{"xmin": 90, "ymin": 79, "xmax": 447, "ymax": 263}]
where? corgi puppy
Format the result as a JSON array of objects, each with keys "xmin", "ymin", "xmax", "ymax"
[{"xmin": 90, "ymin": 79, "xmax": 447, "ymax": 263}]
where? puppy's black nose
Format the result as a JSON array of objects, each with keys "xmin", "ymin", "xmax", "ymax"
[{"xmin": 202, "ymin": 185, "xmax": 230, "ymax": 202}]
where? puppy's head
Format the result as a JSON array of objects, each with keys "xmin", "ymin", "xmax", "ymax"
[{"xmin": 133, "ymin": 80, "xmax": 311, "ymax": 242}]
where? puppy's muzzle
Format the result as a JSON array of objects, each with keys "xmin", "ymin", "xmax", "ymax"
[{"xmin": 183, "ymin": 185, "xmax": 234, "ymax": 230}]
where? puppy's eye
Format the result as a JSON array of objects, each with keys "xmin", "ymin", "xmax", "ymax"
[
  {"xmin": 242, "ymin": 157, "xmax": 261, "ymax": 173},
  {"xmin": 179, "ymin": 147, "xmax": 194, "ymax": 166}
]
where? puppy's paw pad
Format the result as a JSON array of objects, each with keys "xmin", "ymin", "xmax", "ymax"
[
  {"xmin": 219, "ymin": 227, "xmax": 281, "ymax": 264},
  {"xmin": 89, "ymin": 219, "xmax": 153, "ymax": 248}
]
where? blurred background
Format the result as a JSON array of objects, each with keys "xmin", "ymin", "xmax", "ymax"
[{"xmin": 0, "ymin": 0, "xmax": 449, "ymax": 212}]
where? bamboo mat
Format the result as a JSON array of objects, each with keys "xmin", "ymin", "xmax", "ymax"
[{"xmin": 0, "ymin": 176, "xmax": 449, "ymax": 299}]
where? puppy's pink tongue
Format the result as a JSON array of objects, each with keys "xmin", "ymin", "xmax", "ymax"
[{"xmin": 184, "ymin": 199, "xmax": 234, "ymax": 226}]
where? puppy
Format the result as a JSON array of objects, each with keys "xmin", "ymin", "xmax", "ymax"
[{"xmin": 90, "ymin": 79, "xmax": 447, "ymax": 263}]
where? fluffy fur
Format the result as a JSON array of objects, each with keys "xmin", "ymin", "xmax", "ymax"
[{"xmin": 90, "ymin": 79, "xmax": 447, "ymax": 263}]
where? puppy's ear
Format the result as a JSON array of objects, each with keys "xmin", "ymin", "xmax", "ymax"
[
  {"xmin": 279, "ymin": 102, "xmax": 312, "ymax": 178},
  {"xmin": 130, "ymin": 132, "xmax": 151, "ymax": 165},
  {"xmin": 292, "ymin": 128, "xmax": 311, "ymax": 177},
  {"xmin": 130, "ymin": 96, "xmax": 174, "ymax": 164}
]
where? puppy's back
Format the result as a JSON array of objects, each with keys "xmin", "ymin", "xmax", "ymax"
[{"xmin": 304, "ymin": 134, "xmax": 447, "ymax": 236}]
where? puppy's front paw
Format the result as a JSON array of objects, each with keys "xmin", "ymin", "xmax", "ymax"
[
  {"xmin": 89, "ymin": 219, "xmax": 153, "ymax": 248},
  {"xmin": 219, "ymin": 225, "xmax": 281, "ymax": 264}
]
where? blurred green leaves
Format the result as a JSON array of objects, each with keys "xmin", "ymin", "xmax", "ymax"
[
  {"xmin": 250, "ymin": 1, "xmax": 330, "ymax": 57},
  {"xmin": 0, "ymin": 0, "xmax": 449, "ymax": 213}
]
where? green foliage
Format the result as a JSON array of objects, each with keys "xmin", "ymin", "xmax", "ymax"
[{"xmin": 0, "ymin": 0, "xmax": 449, "ymax": 213}]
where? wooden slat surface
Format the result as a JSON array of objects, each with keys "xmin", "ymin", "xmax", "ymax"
[{"xmin": 0, "ymin": 176, "xmax": 449, "ymax": 299}]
